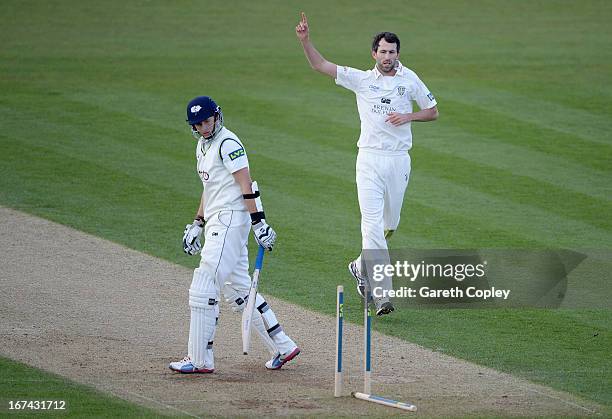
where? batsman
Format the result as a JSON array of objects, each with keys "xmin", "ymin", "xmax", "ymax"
[{"xmin": 169, "ymin": 96, "xmax": 300, "ymax": 373}]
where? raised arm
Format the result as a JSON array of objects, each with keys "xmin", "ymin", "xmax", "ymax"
[{"xmin": 295, "ymin": 12, "xmax": 337, "ymax": 78}]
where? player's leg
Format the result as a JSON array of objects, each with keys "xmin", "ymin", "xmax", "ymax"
[
  {"xmin": 383, "ymin": 153, "xmax": 411, "ymax": 237},
  {"xmin": 170, "ymin": 210, "xmax": 240, "ymax": 373},
  {"xmin": 256, "ymin": 292, "xmax": 301, "ymax": 370},
  {"xmin": 226, "ymin": 282, "xmax": 301, "ymax": 369},
  {"xmin": 350, "ymin": 151, "xmax": 385, "ymax": 293},
  {"xmin": 372, "ymin": 154, "xmax": 411, "ymax": 315},
  {"xmin": 223, "ymin": 213, "xmax": 300, "ymax": 369},
  {"xmin": 225, "ymin": 276, "xmax": 300, "ymax": 369},
  {"xmin": 353, "ymin": 151, "xmax": 392, "ymax": 313},
  {"xmin": 181, "ymin": 267, "xmax": 218, "ymax": 372},
  {"xmin": 357, "ymin": 151, "xmax": 387, "ymax": 252},
  {"xmin": 170, "ymin": 236, "xmax": 224, "ymax": 373},
  {"xmin": 223, "ymin": 238, "xmax": 276, "ymax": 356},
  {"xmin": 225, "ymin": 287, "xmax": 277, "ymax": 356}
]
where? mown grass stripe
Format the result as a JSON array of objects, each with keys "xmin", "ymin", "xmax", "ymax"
[
  {"xmin": 442, "ymin": 84, "xmax": 612, "ymax": 146},
  {"xmin": 409, "ymin": 173, "xmax": 612, "ymax": 247},
  {"xmin": 0, "ymin": 139, "xmax": 196, "ymax": 255},
  {"xmin": 413, "ymin": 146, "xmax": 612, "ymax": 231},
  {"xmin": 0, "ymin": 105, "xmax": 198, "ymax": 196},
  {"xmin": 438, "ymin": 98, "xmax": 612, "ymax": 172},
  {"xmin": 415, "ymin": 124, "xmax": 611, "ymax": 201}
]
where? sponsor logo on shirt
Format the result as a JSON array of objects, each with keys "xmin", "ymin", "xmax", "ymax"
[
  {"xmin": 371, "ymin": 104, "xmax": 397, "ymax": 115},
  {"xmin": 427, "ymin": 92, "xmax": 435, "ymax": 101},
  {"xmin": 397, "ymin": 86, "xmax": 406, "ymax": 96},
  {"xmin": 228, "ymin": 148, "xmax": 245, "ymax": 161},
  {"xmin": 381, "ymin": 98, "xmax": 392, "ymax": 104},
  {"xmin": 368, "ymin": 85, "xmax": 380, "ymax": 92},
  {"xmin": 199, "ymin": 170, "xmax": 210, "ymax": 181}
]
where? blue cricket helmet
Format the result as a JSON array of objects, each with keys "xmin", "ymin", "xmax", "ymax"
[
  {"xmin": 186, "ymin": 96, "xmax": 224, "ymax": 140},
  {"xmin": 186, "ymin": 96, "xmax": 219, "ymax": 125}
]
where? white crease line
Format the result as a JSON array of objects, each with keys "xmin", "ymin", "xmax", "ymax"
[
  {"xmin": 523, "ymin": 387, "xmax": 601, "ymax": 416},
  {"xmin": 119, "ymin": 389, "xmax": 202, "ymax": 418},
  {"xmin": 162, "ymin": 400, "xmax": 214, "ymax": 403}
]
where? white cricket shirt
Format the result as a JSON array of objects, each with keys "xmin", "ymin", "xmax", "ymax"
[
  {"xmin": 335, "ymin": 61, "xmax": 437, "ymax": 152},
  {"xmin": 196, "ymin": 126, "xmax": 249, "ymax": 220}
]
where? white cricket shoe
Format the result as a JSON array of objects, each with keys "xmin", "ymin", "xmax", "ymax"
[
  {"xmin": 265, "ymin": 347, "xmax": 301, "ymax": 370},
  {"xmin": 348, "ymin": 260, "xmax": 367, "ymax": 299},
  {"xmin": 376, "ymin": 301, "xmax": 395, "ymax": 316},
  {"xmin": 168, "ymin": 356, "xmax": 214, "ymax": 374}
]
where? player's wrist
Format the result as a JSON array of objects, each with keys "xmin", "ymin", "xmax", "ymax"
[
  {"xmin": 194, "ymin": 215, "xmax": 205, "ymax": 227},
  {"xmin": 250, "ymin": 212, "xmax": 266, "ymax": 225}
]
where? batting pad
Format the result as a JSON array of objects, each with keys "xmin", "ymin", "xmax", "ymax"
[{"xmin": 226, "ymin": 289, "xmax": 276, "ymax": 355}]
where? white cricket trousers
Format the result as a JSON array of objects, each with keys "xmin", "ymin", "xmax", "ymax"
[
  {"xmin": 356, "ymin": 148, "xmax": 411, "ymax": 250},
  {"xmin": 188, "ymin": 210, "xmax": 295, "ymax": 369},
  {"xmin": 356, "ymin": 149, "xmax": 411, "ymax": 300}
]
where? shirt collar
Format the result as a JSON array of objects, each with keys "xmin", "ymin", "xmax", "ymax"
[{"xmin": 372, "ymin": 61, "xmax": 404, "ymax": 79}]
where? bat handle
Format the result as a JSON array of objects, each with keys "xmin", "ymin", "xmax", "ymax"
[{"xmin": 255, "ymin": 245, "xmax": 265, "ymax": 270}]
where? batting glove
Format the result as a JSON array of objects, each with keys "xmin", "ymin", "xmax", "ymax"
[
  {"xmin": 182, "ymin": 218, "xmax": 204, "ymax": 255},
  {"xmin": 252, "ymin": 221, "xmax": 276, "ymax": 251}
]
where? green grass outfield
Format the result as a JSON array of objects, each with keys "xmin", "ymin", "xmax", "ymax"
[
  {"xmin": 0, "ymin": 357, "xmax": 163, "ymax": 417},
  {"xmin": 1, "ymin": 0, "xmax": 611, "ymax": 414}
]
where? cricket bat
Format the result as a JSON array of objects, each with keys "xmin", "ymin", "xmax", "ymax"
[{"xmin": 242, "ymin": 245, "xmax": 265, "ymax": 355}]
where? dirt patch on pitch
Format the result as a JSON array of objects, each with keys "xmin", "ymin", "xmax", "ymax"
[{"xmin": 0, "ymin": 207, "xmax": 603, "ymax": 417}]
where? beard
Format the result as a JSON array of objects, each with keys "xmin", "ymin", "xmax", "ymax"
[{"xmin": 377, "ymin": 59, "xmax": 397, "ymax": 74}]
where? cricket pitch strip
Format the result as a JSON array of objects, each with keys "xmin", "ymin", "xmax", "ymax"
[{"xmin": 0, "ymin": 207, "xmax": 602, "ymax": 417}]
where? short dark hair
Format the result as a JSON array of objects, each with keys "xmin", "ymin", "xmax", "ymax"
[{"xmin": 372, "ymin": 32, "xmax": 400, "ymax": 53}]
